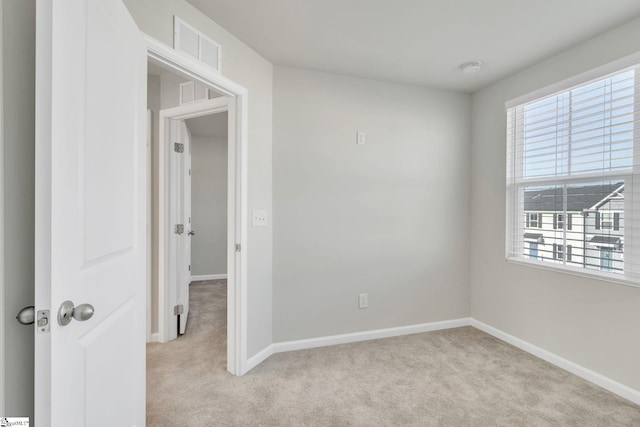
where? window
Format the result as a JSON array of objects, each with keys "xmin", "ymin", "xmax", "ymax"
[
  {"xmin": 526, "ymin": 212, "xmax": 541, "ymax": 228},
  {"xmin": 506, "ymin": 62, "xmax": 640, "ymax": 282},
  {"xmin": 554, "ymin": 213, "xmax": 564, "ymax": 230}
]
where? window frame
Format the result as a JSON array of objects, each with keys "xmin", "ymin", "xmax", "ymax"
[
  {"xmin": 527, "ymin": 212, "xmax": 540, "ymax": 228},
  {"xmin": 505, "ymin": 54, "xmax": 640, "ymax": 289},
  {"xmin": 554, "ymin": 213, "xmax": 564, "ymax": 230}
]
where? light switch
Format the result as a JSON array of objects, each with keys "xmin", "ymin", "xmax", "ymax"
[
  {"xmin": 252, "ymin": 209, "xmax": 267, "ymax": 227},
  {"xmin": 357, "ymin": 131, "xmax": 366, "ymax": 145}
]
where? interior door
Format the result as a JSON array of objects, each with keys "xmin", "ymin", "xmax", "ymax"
[
  {"xmin": 169, "ymin": 117, "xmax": 181, "ymax": 339},
  {"xmin": 35, "ymin": 0, "xmax": 146, "ymax": 425},
  {"xmin": 168, "ymin": 119, "xmax": 187, "ymax": 339},
  {"xmin": 180, "ymin": 122, "xmax": 192, "ymax": 335}
]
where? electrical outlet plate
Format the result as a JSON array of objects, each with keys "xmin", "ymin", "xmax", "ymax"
[{"xmin": 356, "ymin": 131, "xmax": 366, "ymax": 145}]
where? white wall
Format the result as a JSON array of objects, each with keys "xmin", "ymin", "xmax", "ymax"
[
  {"xmin": 147, "ymin": 73, "xmax": 161, "ymax": 334},
  {"xmin": 470, "ymin": 16, "xmax": 640, "ymax": 391},
  {"xmin": 125, "ymin": 0, "xmax": 273, "ymax": 357},
  {"xmin": 2, "ymin": 0, "xmax": 35, "ymax": 419},
  {"xmin": 190, "ymin": 132, "xmax": 228, "ymax": 276},
  {"xmin": 273, "ymin": 66, "xmax": 471, "ymax": 342},
  {"xmin": 160, "ymin": 72, "xmax": 189, "ymax": 109}
]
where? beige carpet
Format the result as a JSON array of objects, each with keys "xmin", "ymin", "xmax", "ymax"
[{"xmin": 147, "ymin": 280, "xmax": 640, "ymax": 426}]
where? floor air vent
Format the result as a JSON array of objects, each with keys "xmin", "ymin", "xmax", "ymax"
[{"xmin": 173, "ymin": 16, "xmax": 222, "ymax": 73}]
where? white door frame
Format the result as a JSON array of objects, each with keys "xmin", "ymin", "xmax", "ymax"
[
  {"xmin": 146, "ymin": 110, "xmax": 152, "ymax": 342},
  {"xmin": 146, "ymin": 36, "xmax": 249, "ymax": 376}
]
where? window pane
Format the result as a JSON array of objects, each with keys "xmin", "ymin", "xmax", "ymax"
[
  {"xmin": 521, "ymin": 70, "xmax": 635, "ymax": 180},
  {"xmin": 522, "ymin": 181, "xmax": 624, "ymax": 274}
]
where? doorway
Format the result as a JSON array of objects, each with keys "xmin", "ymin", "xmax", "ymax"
[
  {"xmin": 185, "ymin": 112, "xmax": 229, "ymax": 284},
  {"xmin": 157, "ymin": 96, "xmax": 232, "ymax": 344},
  {"xmin": 146, "ymin": 36, "xmax": 249, "ymax": 376},
  {"xmin": 29, "ymin": 2, "xmax": 251, "ymax": 422},
  {"xmin": 161, "ymin": 103, "xmax": 230, "ymax": 342}
]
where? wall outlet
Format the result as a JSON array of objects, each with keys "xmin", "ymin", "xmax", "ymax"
[
  {"xmin": 252, "ymin": 209, "xmax": 267, "ymax": 227},
  {"xmin": 359, "ymin": 293, "xmax": 368, "ymax": 309},
  {"xmin": 356, "ymin": 131, "xmax": 366, "ymax": 145}
]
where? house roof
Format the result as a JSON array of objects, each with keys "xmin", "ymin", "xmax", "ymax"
[
  {"xmin": 589, "ymin": 235, "xmax": 621, "ymax": 245},
  {"xmin": 524, "ymin": 182, "xmax": 624, "ymax": 212},
  {"xmin": 523, "ymin": 233, "xmax": 544, "ymax": 243}
]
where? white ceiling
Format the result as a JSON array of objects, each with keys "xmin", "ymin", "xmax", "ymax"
[
  {"xmin": 147, "ymin": 62, "xmax": 169, "ymax": 77},
  {"xmin": 185, "ymin": 112, "xmax": 228, "ymax": 138},
  {"xmin": 186, "ymin": 0, "xmax": 640, "ymax": 92}
]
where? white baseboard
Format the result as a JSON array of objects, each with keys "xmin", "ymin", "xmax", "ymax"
[
  {"xmin": 244, "ymin": 344, "xmax": 274, "ymax": 374},
  {"xmin": 272, "ymin": 318, "xmax": 472, "ymax": 353},
  {"xmin": 470, "ymin": 319, "xmax": 640, "ymax": 405},
  {"xmin": 241, "ymin": 317, "xmax": 640, "ymax": 406},
  {"xmin": 191, "ymin": 274, "xmax": 227, "ymax": 281},
  {"xmin": 148, "ymin": 332, "xmax": 161, "ymax": 343}
]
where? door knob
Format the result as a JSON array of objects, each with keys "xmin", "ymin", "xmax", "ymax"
[
  {"xmin": 188, "ymin": 230, "xmax": 195, "ymax": 236},
  {"xmin": 58, "ymin": 300, "xmax": 95, "ymax": 326},
  {"xmin": 16, "ymin": 306, "xmax": 35, "ymax": 325}
]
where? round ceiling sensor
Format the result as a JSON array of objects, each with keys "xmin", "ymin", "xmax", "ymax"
[{"xmin": 460, "ymin": 60, "xmax": 483, "ymax": 73}]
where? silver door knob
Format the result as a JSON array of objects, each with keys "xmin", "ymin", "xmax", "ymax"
[
  {"xmin": 58, "ymin": 300, "xmax": 95, "ymax": 326},
  {"xmin": 188, "ymin": 230, "xmax": 195, "ymax": 236},
  {"xmin": 16, "ymin": 306, "xmax": 35, "ymax": 325}
]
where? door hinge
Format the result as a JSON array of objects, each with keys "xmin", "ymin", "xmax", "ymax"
[
  {"xmin": 188, "ymin": 264, "xmax": 191, "ymax": 271},
  {"xmin": 174, "ymin": 304, "xmax": 184, "ymax": 315},
  {"xmin": 174, "ymin": 224, "xmax": 184, "ymax": 235},
  {"xmin": 235, "ymin": 243, "xmax": 241, "ymax": 252},
  {"xmin": 174, "ymin": 142, "xmax": 185, "ymax": 153}
]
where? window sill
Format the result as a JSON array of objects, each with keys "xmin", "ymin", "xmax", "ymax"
[{"xmin": 505, "ymin": 257, "xmax": 640, "ymax": 290}]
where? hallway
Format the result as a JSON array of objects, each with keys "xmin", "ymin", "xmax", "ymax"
[{"xmin": 146, "ymin": 280, "xmax": 227, "ymax": 425}]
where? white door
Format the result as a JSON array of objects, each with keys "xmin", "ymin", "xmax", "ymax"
[
  {"xmin": 180, "ymin": 121, "xmax": 195, "ymax": 334},
  {"xmin": 168, "ymin": 120, "xmax": 192, "ymax": 338},
  {"xmin": 168, "ymin": 118, "xmax": 181, "ymax": 338},
  {"xmin": 34, "ymin": 0, "xmax": 146, "ymax": 425},
  {"xmin": 181, "ymin": 122, "xmax": 192, "ymax": 335}
]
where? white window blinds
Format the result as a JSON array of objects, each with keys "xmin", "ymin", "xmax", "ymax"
[{"xmin": 506, "ymin": 64, "xmax": 640, "ymax": 284}]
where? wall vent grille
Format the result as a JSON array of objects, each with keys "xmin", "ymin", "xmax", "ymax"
[
  {"xmin": 173, "ymin": 16, "xmax": 222, "ymax": 73},
  {"xmin": 179, "ymin": 81, "xmax": 210, "ymax": 105}
]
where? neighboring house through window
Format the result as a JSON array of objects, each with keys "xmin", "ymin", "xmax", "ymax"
[
  {"xmin": 554, "ymin": 213, "xmax": 564, "ymax": 230},
  {"xmin": 527, "ymin": 212, "xmax": 541, "ymax": 228},
  {"xmin": 554, "ymin": 244, "xmax": 564, "ymax": 261},
  {"xmin": 529, "ymin": 242, "xmax": 539, "ymax": 259},
  {"xmin": 601, "ymin": 248, "xmax": 613, "ymax": 271}
]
